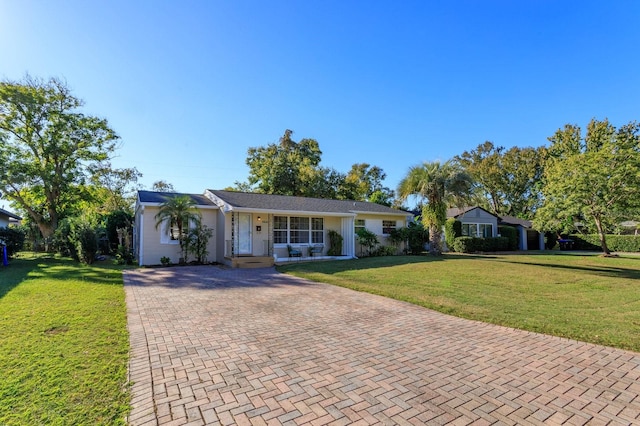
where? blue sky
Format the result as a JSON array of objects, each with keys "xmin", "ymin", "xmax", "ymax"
[{"xmin": 1, "ymin": 0, "xmax": 639, "ymax": 199}]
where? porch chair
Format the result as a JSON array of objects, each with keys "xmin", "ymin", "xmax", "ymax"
[{"xmin": 287, "ymin": 245, "xmax": 302, "ymax": 258}]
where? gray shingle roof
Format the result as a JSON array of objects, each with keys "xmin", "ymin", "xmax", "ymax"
[
  {"xmin": 499, "ymin": 216, "xmax": 533, "ymax": 228},
  {"xmin": 138, "ymin": 191, "xmax": 216, "ymax": 206},
  {"xmin": 207, "ymin": 190, "xmax": 410, "ymax": 216},
  {"xmin": 446, "ymin": 206, "xmax": 499, "ymax": 219}
]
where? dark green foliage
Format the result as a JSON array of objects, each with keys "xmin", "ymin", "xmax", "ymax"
[
  {"xmin": 160, "ymin": 256, "xmax": 171, "ymax": 266},
  {"xmin": 327, "ymin": 230, "xmax": 343, "ymax": 256},
  {"xmin": 187, "ymin": 224, "xmax": 214, "ymax": 263},
  {"xmin": 444, "ymin": 219, "xmax": 462, "ymax": 251},
  {"xmin": 0, "ymin": 227, "xmax": 25, "ymax": 257},
  {"xmin": 105, "ymin": 210, "xmax": 133, "ymax": 254},
  {"xmin": 356, "ymin": 227, "xmax": 379, "ymax": 256},
  {"xmin": 371, "ymin": 245, "xmax": 397, "ymax": 256},
  {"xmin": 389, "ymin": 221, "xmax": 429, "ymax": 255},
  {"xmin": 72, "ymin": 224, "xmax": 98, "ymax": 264},
  {"xmin": 498, "ymin": 225, "xmax": 518, "ymax": 250},
  {"xmin": 53, "ymin": 218, "xmax": 98, "ymax": 264},
  {"xmin": 114, "ymin": 244, "xmax": 135, "ymax": 265},
  {"xmin": 545, "ymin": 231, "xmax": 558, "ymax": 250},
  {"xmin": 570, "ymin": 234, "xmax": 640, "ymax": 252},
  {"xmin": 453, "ymin": 236, "xmax": 510, "ymax": 253}
]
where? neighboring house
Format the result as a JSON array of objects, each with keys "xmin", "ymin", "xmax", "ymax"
[
  {"xmin": 499, "ymin": 216, "xmax": 545, "ymax": 251},
  {"xmin": 134, "ymin": 190, "xmax": 413, "ymax": 267},
  {"xmin": 0, "ymin": 208, "xmax": 21, "ymax": 228},
  {"xmin": 447, "ymin": 207, "xmax": 499, "ymax": 238}
]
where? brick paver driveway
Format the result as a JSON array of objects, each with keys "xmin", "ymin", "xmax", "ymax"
[{"xmin": 124, "ymin": 266, "xmax": 640, "ymax": 425}]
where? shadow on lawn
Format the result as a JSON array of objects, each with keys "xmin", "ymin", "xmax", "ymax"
[
  {"xmin": 0, "ymin": 254, "xmax": 123, "ymax": 299},
  {"xmin": 498, "ymin": 259, "xmax": 640, "ymax": 280}
]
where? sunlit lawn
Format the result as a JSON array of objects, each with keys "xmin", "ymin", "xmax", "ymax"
[
  {"xmin": 0, "ymin": 253, "xmax": 130, "ymax": 425},
  {"xmin": 278, "ymin": 253, "xmax": 640, "ymax": 352}
]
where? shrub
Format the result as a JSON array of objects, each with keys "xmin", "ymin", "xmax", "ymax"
[
  {"xmin": 160, "ymin": 256, "xmax": 171, "ymax": 266},
  {"xmin": 72, "ymin": 224, "xmax": 98, "ymax": 265},
  {"xmin": 570, "ymin": 234, "xmax": 640, "ymax": 252},
  {"xmin": 391, "ymin": 222, "xmax": 429, "ymax": 255},
  {"xmin": 0, "ymin": 226, "xmax": 26, "ymax": 258},
  {"xmin": 105, "ymin": 210, "xmax": 133, "ymax": 254},
  {"xmin": 356, "ymin": 228, "xmax": 379, "ymax": 256},
  {"xmin": 444, "ymin": 219, "xmax": 462, "ymax": 251},
  {"xmin": 327, "ymin": 230, "xmax": 343, "ymax": 256},
  {"xmin": 187, "ymin": 224, "xmax": 213, "ymax": 264},
  {"xmin": 114, "ymin": 244, "xmax": 135, "ymax": 265},
  {"xmin": 371, "ymin": 245, "xmax": 397, "ymax": 257},
  {"xmin": 545, "ymin": 231, "xmax": 558, "ymax": 250},
  {"xmin": 453, "ymin": 236, "xmax": 510, "ymax": 253},
  {"xmin": 498, "ymin": 225, "xmax": 518, "ymax": 251}
]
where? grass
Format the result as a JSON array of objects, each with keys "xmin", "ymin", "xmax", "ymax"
[
  {"xmin": 278, "ymin": 253, "xmax": 640, "ymax": 352},
  {"xmin": 0, "ymin": 253, "xmax": 130, "ymax": 425}
]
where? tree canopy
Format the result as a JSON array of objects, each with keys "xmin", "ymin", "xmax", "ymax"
[
  {"xmin": 397, "ymin": 161, "xmax": 472, "ymax": 255},
  {"xmin": 0, "ymin": 76, "xmax": 136, "ymax": 239},
  {"xmin": 239, "ymin": 129, "xmax": 394, "ymax": 204},
  {"xmin": 534, "ymin": 118, "xmax": 640, "ymax": 254},
  {"xmin": 455, "ymin": 141, "xmax": 545, "ymax": 219}
]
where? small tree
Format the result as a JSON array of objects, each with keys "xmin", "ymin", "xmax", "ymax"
[
  {"xmin": 327, "ymin": 230, "xmax": 343, "ymax": 256},
  {"xmin": 154, "ymin": 195, "xmax": 201, "ymax": 263},
  {"xmin": 444, "ymin": 218, "xmax": 462, "ymax": 251},
  {"xmin": 187, "ymin": 224, "xmax": 213, "ymax": 264},
  {"xmin": 355, "ymin": 228, "xmax": 379, "ymax": 257}
]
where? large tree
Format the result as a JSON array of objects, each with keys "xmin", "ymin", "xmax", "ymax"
[
  {"xmin": 455, "ymin": 141, "xmax": 545, "ymax": 219},
  {"xmin": 397, "ymin": 161, "xmax": 472, "ymax": 255},
  {"xmin": 534, "ymin": 119, "xmax": 640, "ymax": 254},
  {"xmin": 244, "ymin": 129, "xmax": 324, "ymax": 197},
  {"xmin": 338, "ymin": 163, "xmax": 394, "ymax": 205},
  {"xmin": 0, "ymin": 76, "xmax": 121, "ymax": 239}
]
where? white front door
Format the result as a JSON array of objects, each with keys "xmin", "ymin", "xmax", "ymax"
[{"xmin": 238, "ymin": 213, "xmax": 252, "ymax": 255}]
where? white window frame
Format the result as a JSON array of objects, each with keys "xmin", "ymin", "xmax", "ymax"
[
  {"xmin": 462, "ymin": 223, "xmax": 493, "ymax": 238},
  {"xmin": 273, "ymin": 216, "xmax": 324, "ymax": 245},
  {"xmin": 382, "ymin": 220, "xmax": 397, "ymax": 235}
]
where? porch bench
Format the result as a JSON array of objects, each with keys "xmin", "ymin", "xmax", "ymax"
[
  {"xmin": 287, "ymin": 245, "xmax": 302, "ymax": 258},
  {"xmin": 308, "ymin": 244, "xmax": 324, "ymax": 257}
]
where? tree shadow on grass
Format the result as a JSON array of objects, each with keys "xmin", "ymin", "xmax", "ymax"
[
  {"xmin": 0, "ymin": 254, "xmax": 124, "ymax": 299},
  {"xmin": 497, "ymin": 259, "xmax": 640, "ymax": 280}
]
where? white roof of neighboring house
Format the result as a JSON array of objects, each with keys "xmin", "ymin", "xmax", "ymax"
[{"xmin": 0, "ymin": 207, "xmax": 22, "ymax": 221}]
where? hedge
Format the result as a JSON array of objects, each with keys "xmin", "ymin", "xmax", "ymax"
[
  {"xmin": 0, "ymin": 227, "xmax": 26, "ymax": 258},
  {"xmin": 453, "ymin": 236, "xmax": 510, "ymax": 253},
  {"xmin": 570, "ymin": 234, "xmax": 640, "ymax": 252},
  {"xmin": 498, "ymin": 225, "xmax": 518, "ymax": 251}
]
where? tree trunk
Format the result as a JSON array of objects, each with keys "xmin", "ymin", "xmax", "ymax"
[
  {"xmin": 593, "ymin": 216, "xmax": 610, "ymax": 255},
  {"xmin": 429, "ymin": 223, "xmax": 442, "ymax": 256}
]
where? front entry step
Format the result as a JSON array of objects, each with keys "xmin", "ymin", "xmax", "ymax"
[{"xmin": 229, "ymin": 256, "xmax": 274, "ymax": 268}]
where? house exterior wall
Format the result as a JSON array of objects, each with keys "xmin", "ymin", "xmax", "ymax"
[
  {"xmin": 457, "ymin": 208, "xmax": 498, "ymax": 237},
  {"xmin": 136, "ymin": 205, "xmax": 217, "ymax": 266},
  {"xmin": 354, "ymin": 214, "xmax": 406, "ymax": 255}
]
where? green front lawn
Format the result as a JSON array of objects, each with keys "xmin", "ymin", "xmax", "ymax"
[
  {"xmin": 0, "ymin": 253, "xmax": 130, "ymax": 425},
  {"xmin": 279, "ymin": 253, "xmax": 640, "ymax": 352}
]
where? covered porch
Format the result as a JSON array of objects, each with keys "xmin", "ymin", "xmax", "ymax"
[{"xmin": 221, "ymin": 211, "xmax": 356, "ymax": 268}]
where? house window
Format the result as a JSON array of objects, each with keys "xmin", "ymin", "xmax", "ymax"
[
  {"xmin": 382, "ymin": 220, "xmax": 396, "ymax": 234},
  {"xmin": 274, "ymin": 216, "xmax": 288, "ymax": 244},
  {"xmin": 479, "ymin": 224, "xmax": 493, "ymax": 238},
  {"xmin": 462, "ymin": 223, "xmax": 493, "ymax": 238},
  {"xmin": 290, "ymin": 217, "xmax": 310, "ymax": 244},
  {"xmin": 311, "ymin": 218, "xmax": 324, "ymax": 244},
  {"xmin": 355, "ymin": 219, "xmax": 365, "ymax": 233},
  {"xmin": 273, "ymin": 216, "xmax": 324, "ymax": 244}
]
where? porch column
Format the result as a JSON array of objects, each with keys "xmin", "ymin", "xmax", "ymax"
[
  {"xmin": 520, "ymin": 227, "xmax": 528, "ymax": 251},
  {"xmin": 341, "ymin": 216, "xmax": 355, "ymax": 257}
]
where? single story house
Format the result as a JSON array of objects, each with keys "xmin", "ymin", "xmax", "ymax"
[
  {"xmin": 0, "ymin": 207, "xmax": 21, "ymax": 228},
  {"xmin": 134, "ymin": 190, "xmax": 413, "ymax": 267},
  {"xmin": 446, "ymin": 207, "xmax": 499, "ymax": 238},
  {"xmin": 445, "ymin": 206, "xmax": 544, "ymax": 250}
]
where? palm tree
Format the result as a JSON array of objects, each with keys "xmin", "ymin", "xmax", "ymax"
[
  {"xmin": 155, "ymin": 195, "xmax": 201, "ymax": 262},
  {"xmin": 397, "ymin": 160, "xmax": 472, "ymax": 255}
]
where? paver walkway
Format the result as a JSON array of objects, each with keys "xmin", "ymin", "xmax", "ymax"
[{"xmin": 124, "ymin": 266, "xmax": 640, "ymax": 425}]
